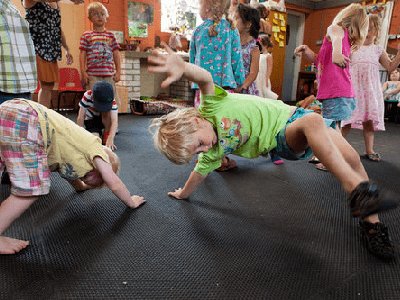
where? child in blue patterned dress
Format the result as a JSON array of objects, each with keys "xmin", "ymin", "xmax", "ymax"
[{"xmin": 190, "ymin": 0, "xmax": 245, "ymax": 108}]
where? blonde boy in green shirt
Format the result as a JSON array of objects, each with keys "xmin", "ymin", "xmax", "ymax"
[{"xmin": 149, "ymin": 44, "xmax": 398, "ymax": 260}]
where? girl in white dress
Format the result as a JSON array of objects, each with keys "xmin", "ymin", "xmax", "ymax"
[
  {"xmin": 342, "ymin": 14, "xmax": 400, "ymax": 162},
  {"xmin": 255, "ymin": 34, "xmax": 278, "ymax": 99}
]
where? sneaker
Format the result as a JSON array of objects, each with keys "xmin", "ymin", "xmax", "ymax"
[
  {"xmin": 359, "ymin": 220, "xmax": 395, "ymax": 260},
  {"xmin": 349, "ymin": 181, "xmax": 399, "ymax": 218}
]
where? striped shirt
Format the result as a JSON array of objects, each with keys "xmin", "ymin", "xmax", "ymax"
[
  {"xmin": 0, "ymin": 1, "xmax": 37, "ymax": 93},
  {"xmin": 79, "ymin": 30, "xmax": 120, "ymax": 77},
  {"xmin": 79, "ymin": 90, "xmax": 118, "ymax": 120}
]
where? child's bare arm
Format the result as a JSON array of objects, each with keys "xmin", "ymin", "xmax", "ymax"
[
  {"xmin": 294, "ymin": 44, "xmax": 316, "ymax": 62},
  {"xmin": 79, "ymin": 50, "xmax": 89, "ymax": 85},
  {"xmin": 168, "ymin": 171, "xmax": 207, "ymax": 200},
  {"xmin": 379, "ymin": 44, "xmax": 400, "ymax": 73},
  {"xmin": 104, "ymin": 111, "xmax": 118, "ymax": 150},
  {"xmin": 328, "ymin": 25, "xmax": 349, "ymax": 68},
  {"xmin": 236, "ymin": 47, "xmax": 260, "ymax": 92},
  {"xmin": 148, "ymin": 43, "xmax": 214, "ymax": 96},
  {"xmin": 113, "ymin": 50, "xmax": 121, "ymax": 82},
  {"xmin": 76, "ymin": 107, "xmax": 85, "ymax": 127},
  {"xmin": 61, "ymin": 30, "xmax": 73, "ymax": 65},
  {"xmin": 93, "ymin": 157, "xmax": 145, "ymax": 208}
]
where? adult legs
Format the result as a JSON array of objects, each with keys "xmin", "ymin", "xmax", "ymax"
[{"xmin": 38, "ymin": 81, "xmax": 55, "ymax": 108}]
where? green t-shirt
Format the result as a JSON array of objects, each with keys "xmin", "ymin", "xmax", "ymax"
[{"xmin": 194, "ymin": 86, "xmax": 292, "ymax": 176}]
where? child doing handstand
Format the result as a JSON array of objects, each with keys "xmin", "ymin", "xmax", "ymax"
[
  {"xmin": 0, "ymin": 99, "xmax": 145, "ymax": 255},
  {"xmin": 149, "ymin": 44, "xmax": 398, "ymax": 260}
]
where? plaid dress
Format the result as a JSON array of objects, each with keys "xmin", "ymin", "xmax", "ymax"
[{"xmin": 0, "ymin": 1, "xmax": 37, "ymax": 94}]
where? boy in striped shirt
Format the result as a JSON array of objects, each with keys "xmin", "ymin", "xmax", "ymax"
[
  {"xmin": 77, "ymin": 81, "xmax": 118, "ymax": 151},
  {"xmin": 79, "ymin": 2, "xmax": 120, "ymax": 105}
]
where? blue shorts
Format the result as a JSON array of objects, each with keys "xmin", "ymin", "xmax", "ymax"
[
  {"xmin": 274, "ymin": 108, "xmax": 336, "ymax": 161},
  {"xmin": 0, "ymin": 92, "xmax": 31, "ymax": 105},
  {"xmin": 321, "ymin": 97, "xmax": 356, "ymax": 121}
]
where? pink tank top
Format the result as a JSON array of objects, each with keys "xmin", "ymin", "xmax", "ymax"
[{"xmin": 316, "ymin": 28, "xmax": 354, "ymax": 100}]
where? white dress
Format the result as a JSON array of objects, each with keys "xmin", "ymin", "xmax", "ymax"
[{"xmin": 255, "ymin": 53, "xmax": 278, "ymax": 100}]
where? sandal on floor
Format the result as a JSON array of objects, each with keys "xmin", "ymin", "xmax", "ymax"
[
  {"xmin": 364, "ymin": 153, "xmax": 381, "ymax": 162},
  {"xmin": 315, "ymin": 163, "xmax": 328, "ymax": 172},
  {"xmin": 216, "ymin": 156, "xmax": 237, "ymax": 172},
  {"xmin": 308, "ymin": 156, "xmax": 320, "ymax": 164}
]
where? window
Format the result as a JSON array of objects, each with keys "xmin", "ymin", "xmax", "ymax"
[{"xmin": 161, "ymin": 0, "xmax": 201, "ymax": 38}]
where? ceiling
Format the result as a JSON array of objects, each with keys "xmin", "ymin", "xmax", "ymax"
[{"xmin": 286, "ymin": 0, "xmax": 362, "ymax": 9}]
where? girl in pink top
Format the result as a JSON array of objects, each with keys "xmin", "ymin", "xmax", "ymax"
[
  {"xmin": 342, "ymin": 15, "xmax": 400, "ymax": 162},
  {"xmin": 294, "ymin": 3, "xmax": 368, "ymax": 171},
  {"xmin": 294, "ymin": 3, "xmax": 368, "ymax": 126}
]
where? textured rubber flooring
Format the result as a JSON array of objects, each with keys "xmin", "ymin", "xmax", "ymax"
[{"xmin": 1, "ymin": 114, "xmax": 400, "ymax": 299}]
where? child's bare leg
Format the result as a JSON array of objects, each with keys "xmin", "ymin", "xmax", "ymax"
[
  {"xmin": 362, "ymin": 121, "xmax": 375, "ymax": 155},
  {"xmin": 0, "ymin": 194, "xmax": 37, "ymax": 254},
  {"xmin": 285, "ymin": 113, "xmax": 367, "ymax": 193},
  {"xmin": 341, "ymin": 124, "xmax": 351, "ymax": 137}
]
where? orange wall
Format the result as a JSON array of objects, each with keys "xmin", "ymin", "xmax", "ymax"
[{"xmin": 85, "ymin": 0, "xmax": 168, "ymax": 51}]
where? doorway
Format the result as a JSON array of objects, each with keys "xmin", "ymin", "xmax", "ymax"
[{"xmin": 282, "ymin": 11, "xmax": 304, "ymax": 102}]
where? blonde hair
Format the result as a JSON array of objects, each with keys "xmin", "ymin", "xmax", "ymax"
[
  {"xmin": 149, "ymin": 108, "xmax": 202, "ymax": 164},
  {"xmin": 88, "ymin": 2, "xmax": 109, "ymax": 18},
  {"xmin": 203, "ymin": 0, "xmax": 235, "ymax": 36},
  {"xmin": 332, "ymin": 3, "xmax": 368, "ymax": 51},
  {"xmin": 368, "ymin": 14, "xmax": 381, "ymax": 44}
]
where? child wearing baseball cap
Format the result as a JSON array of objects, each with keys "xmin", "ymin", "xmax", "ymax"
[{"xmin": 77, "ymin": 81, "xmax": 118, "ymax": 150}]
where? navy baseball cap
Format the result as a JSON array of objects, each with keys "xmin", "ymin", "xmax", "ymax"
[{"xmin": 92, "ymin": 81, "xmax": 114, "ymax": 112}]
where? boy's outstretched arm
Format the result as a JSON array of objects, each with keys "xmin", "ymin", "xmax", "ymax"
[
  {"xmin": 168, "ymin": 171, "xmax": 207, "ymax": 200},
  {"xmin": 148, "ymin": 43, "xmax": 214, "ymax": 95},
  {"xmin": 93, "ymin": 157, "xmax": 145, "ymax": 208}
]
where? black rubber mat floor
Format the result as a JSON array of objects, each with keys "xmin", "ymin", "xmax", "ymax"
[{"xmin": 1, "ymin": 114, "xmax": 400, "ymax": 299}]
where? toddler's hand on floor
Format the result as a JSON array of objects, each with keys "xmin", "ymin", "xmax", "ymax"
[
  {"xmin": 129, "ymin": 195, "xmax": 146, "ymax": 209},
  {"xmin": 168, "ymin": 188, "xmax": 186, "ymax": 200}
]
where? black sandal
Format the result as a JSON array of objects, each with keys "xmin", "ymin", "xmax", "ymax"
[{"xmin": 364, "ymin": 153, "xmax": 381, "ymax": 162}]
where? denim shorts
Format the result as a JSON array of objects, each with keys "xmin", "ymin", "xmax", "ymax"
[
  {"xmin": 274, "ymin": 108, "xmax": 336, "ymax": 161},
  {"xmin": 321, "ymin": 97, "xmax": 356, "ymax": 121},
  {"xmin": 0, "ymin": 92, "xmax": 31, "ymax": 105}
]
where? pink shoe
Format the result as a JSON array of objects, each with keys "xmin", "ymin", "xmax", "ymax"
[{"xmin": 272, "ymin": 158, "xmax": 284, "ymax": 165}]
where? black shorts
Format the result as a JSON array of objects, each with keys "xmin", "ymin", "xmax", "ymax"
[{"xmin": 84, "ymin": 116, "xmax": 104, "ymax": 135}]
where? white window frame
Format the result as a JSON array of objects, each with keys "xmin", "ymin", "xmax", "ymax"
[{"xmin": 161, "ymin": 0, "xmax": 201, "ymax": 38}]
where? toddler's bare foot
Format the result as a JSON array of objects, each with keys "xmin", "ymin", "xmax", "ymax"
[
  {"xmin": 0, "ymin": 236, "xmax": 29, "ymax": 254},
  {"xmin": 129, "ymin": 195, "xmax": 146, "ymax": 209}
]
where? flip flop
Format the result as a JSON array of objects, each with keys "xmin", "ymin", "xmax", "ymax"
[{"xmin": 216, "ymin": 156, "xmax": 237, "ymax": 172}]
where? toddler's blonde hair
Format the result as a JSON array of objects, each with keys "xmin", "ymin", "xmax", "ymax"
[
  {"xmin": 332, "ymin": 3, "xmax": 368, "ymax": 51},
  {"xmin": 368, "ymin": 14, "xmax": 381, "ymax": 44},
  {"xmin": 88, "ymin": 2, "xmax": 109, "ymax": 18},
  {"xmin": 203, "ymin": 0, "xmax": 235, "ymax": 36},
  {"xmin": 149, "ymin": 108, "xmax": 203, "ymax": 164}
]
